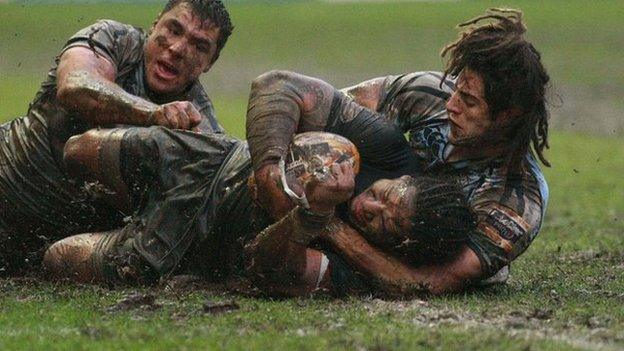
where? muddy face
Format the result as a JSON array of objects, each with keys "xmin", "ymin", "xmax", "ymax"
[
  {"xmin": 348, "ymin": 176, "xmax": 416, "ymax": 248},
  {"xmin": 445, "ymin": 69, "xmax": 494, "ymax": 147},
  {"xmin": 144, "ymin": 2, "xmax": 220, "ymax": 98}
]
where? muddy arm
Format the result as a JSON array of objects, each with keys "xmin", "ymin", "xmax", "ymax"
[
  {"xmin": 246, "ymin": 70, "xmax": 338, "ymax": 218},
  {"xmin": 320, "ymin": 219, "xmax": 483, "ymax": 296},
  {"xmin": 57, "ymin": 47, "xmax": 200, "ymax": 130},
  {"xmin": 247, "ymin": 71, "xmax": 405, "ymax": 219},
  {"xmin": 56, "ymin": 47, "xmax": 156, "ymax": 125},
  {"xmin": 245, "ymin": 208, "xmax": 332, "ymax": 297}
]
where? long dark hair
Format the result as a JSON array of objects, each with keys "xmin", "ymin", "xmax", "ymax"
[
  {"xmin": 393, "ymin": 176, "xmax": 476, "ymax": 263},
  {"xmin": 441, "ymin": 8, "xmax": 551, "ymax": 167}
]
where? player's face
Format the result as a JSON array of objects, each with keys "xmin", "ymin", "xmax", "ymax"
[
  {"xmin": 445, "ymin": 69, "xmax": 494, "ymax": 147},
  {"xmin": 144, "ymin": 2, "xmax": 220, "ymax": 97},
  {"xmin": 348, "ymin": 176, "xmax": 416, "ymax": 247}
]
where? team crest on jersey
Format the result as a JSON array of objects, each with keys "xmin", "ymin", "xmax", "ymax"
[{"xmin": 485, "ymin": 206, "xmax": 530, "ymax": 243}]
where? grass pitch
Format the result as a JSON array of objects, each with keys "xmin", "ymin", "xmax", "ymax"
[{"xmin": 0, "ymin": 1, "xmax": 623, "ymax": 350}]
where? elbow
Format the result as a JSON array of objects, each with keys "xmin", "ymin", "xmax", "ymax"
[
  {"xmin": 426, "ymin": 249, "xmax": 484, "ymax": 296},
  {"xmin": 56, "ymin": 70, "xmax": 91, "ymax": 107},
  {"xmin": 250, "ymin": 70, "xmax": 296, "ymax": 94},
  {"xmin": 426, "ymin": 274, "xmax": 467, "ymax": 296}
]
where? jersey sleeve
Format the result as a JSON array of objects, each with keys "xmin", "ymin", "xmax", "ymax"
[
  {"xmin": 377, "ymin": 72, "xmax": 454, "ymax": 132},
  {"xmin": 60, "ymin": 20, "xmax": 144, "ymax": 75},
  {"xmin": 466, "ymin": 170, "xmax": 546, "ymax": 278}
]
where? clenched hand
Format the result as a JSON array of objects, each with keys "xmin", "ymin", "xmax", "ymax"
[{"xmin": 150, "ymin": 101, "xmax": 202, "ymax": 130}]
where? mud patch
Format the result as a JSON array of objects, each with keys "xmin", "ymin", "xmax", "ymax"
[
  {"xmin": 202, "ymin": 300, "xmax": 240, "ymax": 315},
  {"xmin": 105, "ymin": 293, "xmax": 161, "ymax": 313},
  {"xmin": 360, "ymin": 299, "xmax": 623, "ymax": 350}
]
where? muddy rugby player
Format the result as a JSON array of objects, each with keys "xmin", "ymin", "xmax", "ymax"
[
  {"xmin": 0, "ymin": 0, "xmax": 233, "ymax": 273},
  {"xmin": 47, "ymin": 8, "xmax": 549, "ymax": 296}
]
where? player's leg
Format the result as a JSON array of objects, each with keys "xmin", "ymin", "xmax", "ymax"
[
  {"xmin": 58, "ymin": 127, "xmax": 244, "ymax": 285},
  {"xmin": 43, "ymin": 231, "xmax": 111, "ymax": 282},
  {"xmin": 64, "ymin": 128, "xmax": 135, "ymax": 214}
]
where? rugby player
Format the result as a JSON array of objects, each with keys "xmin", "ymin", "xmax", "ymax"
[
  {"xmin": 247, "ymin": 8, "xmax": 550, "ymax": 294},
  {"xmin": 0, "ymin": 0, "xmax": 233, "ymax": 274},
  {"xmin": 42, "ymin": 110, "xmax": 474, "ymax": 296}
]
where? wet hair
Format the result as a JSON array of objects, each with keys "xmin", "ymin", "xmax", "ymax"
[
  {"xmin": 393, "ymin": 176, "xmax": 476, "ymax": 263},
  {"xmin": 441, "ymin": 8, "xmax": 551, "ymax": 167},
  {"xmin": 161, "ymin": 0, "xmax": 234, "ymax": 64}
]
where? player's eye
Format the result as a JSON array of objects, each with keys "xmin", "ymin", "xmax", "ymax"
[
  {"xmin": 167, "ymin": 22, "xmax": 183, "ymax": 36},
  {"xmin": 196, "ymin": 43, "xmax": 210, "ymax": 53}
]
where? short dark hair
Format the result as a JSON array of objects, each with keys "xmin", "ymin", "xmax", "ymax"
[
  {"xmin": 161, "ymin": 0, "xmax": 234, "ymax": 64},
  {"xmin": 392, "ymin": 176, "xmax": 476, "ymax": 264},
  {"xmin": 441, "ymin": 8, "xmax": 551, "ymax": 167}
]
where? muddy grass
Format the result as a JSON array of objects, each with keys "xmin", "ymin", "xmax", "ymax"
[{"xmin": 1, "ymin": 246, "xmax": 623, "ymax": 350}]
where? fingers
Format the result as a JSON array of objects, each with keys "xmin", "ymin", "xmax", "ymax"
[
  {"xmin": 151, "ymin": 102, "xmax": 201, "ymax": 130},
  {"xmin": 165, "ymin": 104, "xmax": 190, "ymax": 130},
  {"xmin": 184, "ymin": 103, "xmax": 202, "ymax": 128}
]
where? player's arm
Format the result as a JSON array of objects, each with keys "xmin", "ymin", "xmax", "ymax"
[
  {"xmin": 56, "ymin": 47, "xmax": 200, "ymax": 130},
  {"xmin": 320, "ymin": 222, "xmax": 483, "ymax": 296},
  {"xmin": 247, "ymin": 71, "xmax": 411, "ymax": 218},
  {"xmin": 247, "ymin": 70, "xmax": 336, "ymax": 218},
  {"xmin": 244, "ymin": 208, "xmax": 331, "ymax": 296},
  {"xmin": 245, "ymin": 162, "xmax": 355, "ymax": 296},
  {"xmin": 340, "ymin": 77, "xmax": 386, "ymax": 111}
]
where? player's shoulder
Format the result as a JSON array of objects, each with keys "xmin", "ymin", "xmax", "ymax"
[
  {"xmin": 88, "ymin": 19, "xmax": 143, "ymax": 36},
  {"xmin": 385, "ymin": 71, "xmax": 455, "ymax": 95}
]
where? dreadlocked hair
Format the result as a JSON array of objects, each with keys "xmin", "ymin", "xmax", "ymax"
[
  {"xmin": 161, "ymin": 0, "xmax": 234, "ymax": 63},
  {"xmin": 392, "ymin": 176, "xmax": 476, "ymax": 264},
  {"xmin": 441, "ymin": 8, "xmax": 551, "ymax": 167}
]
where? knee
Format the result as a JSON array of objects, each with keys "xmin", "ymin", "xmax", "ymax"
[
  {"xmin": 63, "ymin": 129, "xmax": 105, "ymax": 178},
  {"xmin": 43, "ymin": 233, "xmax": 102, "ymax": 282}
]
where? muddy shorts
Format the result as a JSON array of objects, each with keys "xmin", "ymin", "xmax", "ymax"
[{"xmin": 88, "ymin": 126, "xmax": 245, "ymax": 284}]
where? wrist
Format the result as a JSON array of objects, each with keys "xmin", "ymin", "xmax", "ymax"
[
  {"xmin": 145, "ymin": 106, "xmax": 158, "ymax": 126},
  {"xmin": 296, "ymin": 206, "xmax": 334, "ymax": 227},
  {"xmin": 289, "ymin": 207, "xmax": 334, "ymax": 246}
]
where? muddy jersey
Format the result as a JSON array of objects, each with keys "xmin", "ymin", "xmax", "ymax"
[
  {"xmin": 33, "ymin": 19, "xmax": 223, "ymax": 160},
  {"xmin": 0, "ymin": 20, "xmax": 223, "ymax": 272},
  {"xmin": 377, "ymin": 71, "xmax": 549, "ymax": 278}
]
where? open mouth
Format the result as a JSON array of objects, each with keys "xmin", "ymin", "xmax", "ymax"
[{"xmin": 155, "ymin": 60, "xmax": 180, "ymax": 80}]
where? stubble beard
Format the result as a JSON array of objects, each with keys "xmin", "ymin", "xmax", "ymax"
[{"xmin": 449, "ymin": 124, "xmax": 508, "ymax": 151}]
